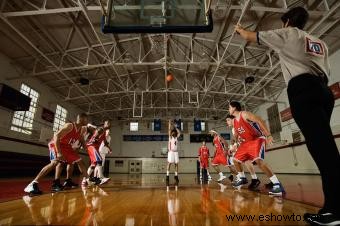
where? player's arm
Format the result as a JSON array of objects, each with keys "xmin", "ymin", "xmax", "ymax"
[
  {"xmin": 243, "ymin": 111, "xmax": 273, "ymax": 144},
  {"xmin": 235, "ymin": 24, "xmax": 257, "ymax": 43},
  {"xmin": 54, "ymin": 123, "xmax": 73, "ymax": 159},
  {"xmin": 103, "ymin": 130, "xmax": 110, "ymax": 147},
  {"xmin": 168, "ymin": 120, "xmax": 172, "ymax": 137},
  {"xmin": 79, "ymin": 126, "xmax": 88, "ymax": 151},
  {"xmin": 176, "ymin": 127, "xmax": 181, "ymax": 138}
]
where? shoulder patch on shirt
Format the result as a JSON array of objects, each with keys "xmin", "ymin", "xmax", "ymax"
[{"xmin": 305, "ymin": 37, "xmax": 324, "ymax": 56}]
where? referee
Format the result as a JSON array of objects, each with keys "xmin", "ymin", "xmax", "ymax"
[{"xmin": 235, "ymin": 7, "xmax": 340, "ymax": 226}]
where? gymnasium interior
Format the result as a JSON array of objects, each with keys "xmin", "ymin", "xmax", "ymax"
[{"xmin": 0, "ymin": 0, "xmax": 339, "ymax": 225}]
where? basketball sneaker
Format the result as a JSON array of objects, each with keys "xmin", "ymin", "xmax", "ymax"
[
  {"xmin": 232, "ymin": 177, "xmax": 248, "ymax": 187},
  {"xmin": 217, "ymin": 175, "xmax": 226, "ymax": 182},
  {"xmin": 24, "ymin": 182, "xmax": 42, "ymax": 195},
  {"xmin": 94, "ymin": 177, "xmax": 101, "ymax": 185},
  {"xmin": 99, "ymin": 177, "xmax": 110, "ymax": 185},
  {"xmin": 228, "ymin": 175, "xmax": 234, "ymax": 182},
  {"xmin": 265, "ymin": 182, "xmax": 274, "ymax": 189},
  {"xmin": 63, "ymin": 179, "xmax": 78, "ymax": 189},
  {"xmin": 268, "ymin": 183, "xmax": 284, "ymax": 196},
  {"xmin": 304, "ymin": 212, "xmax": 340, "ymax": 226},
  {"xmin": 248, "ymin": 179, "xmax": 261, "ymax": 191},
  {"xmin": 51, "ymin": 179, "xmax": 63, "ymax": 192}
]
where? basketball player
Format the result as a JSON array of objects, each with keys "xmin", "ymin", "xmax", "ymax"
[
  {"xmin": 235, "ymin": 6, "xmax": 340, "ymax": 224},
  {"xmin": 228, "ymin": 101, "xmax": 284, "ymax": 196},
  {"xmin": 86, "ymin": 120, "xmax": 111, "ymax": 185},
  {"xmin": 209, "ymin": 130, "xmax": 238, "ymax": 182},
  {"xmin": 59, "ymin": 123, "xmax": 97, "ymax": 189},
  {"xmin": 226, "ymin": 115, "xmax": 261, "ymax": 191},
  {"xmin": 166, "ymin": 120, "xmax": 181, "ymax": 185},
  {"xmin": 24, "ymin": 113, "xmax": 88, "ymax": 195},
  {"xmin": 98, "ymin": 129, "xmax": 112, "ymax": 181},
  {"xmin": 198, "ymin": 141, "xmax": 212, "ymax": 181}
]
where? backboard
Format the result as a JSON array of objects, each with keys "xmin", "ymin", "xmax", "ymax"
[{"xmin": 101, "ymin": 0, "xmax": 213, "ymax": 33}]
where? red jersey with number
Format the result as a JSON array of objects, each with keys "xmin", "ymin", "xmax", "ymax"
[
  {"xmin": 86, "ymin": 129, "xmax": 106, "ymax": 149},
  {"xmin": 199, "ymin": 146, "xmax": 210, "ymax": 160},
  {"xmin": 50, "ymin": 123, "xmax": 82, "ymax": 147},
  {"xmin": 213, "ymin": 136, "xmax": 227, "ymax": 154},
  {"xmin": 233, "ymin": 112, "xmax": 264, "ymax": 142}
]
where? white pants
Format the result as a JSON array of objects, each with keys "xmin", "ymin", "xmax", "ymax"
[
  {"xmin": 100, "ymin": 153, "xmax": 106, "ymax": 167},
  {"xmin": 167, "ymin": 151, "xmax": 179, "ymax": 164}
]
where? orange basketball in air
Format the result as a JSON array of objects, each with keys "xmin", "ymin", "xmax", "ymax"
[{"xmin": 166, "ymin": 74, "xmax": 174, "ymax": 82}]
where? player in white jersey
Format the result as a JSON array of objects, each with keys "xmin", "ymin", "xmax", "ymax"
[
  {"xmin": 235, "ymin": 6, "xmax": 339, "ymax": 225},
  {"xmin": 96, "ymin": 129, "xmax": 111, "ymax": 182},
  {"xmin": 166, "ymin": 120, "xmax": 181, "ymax": 185}
]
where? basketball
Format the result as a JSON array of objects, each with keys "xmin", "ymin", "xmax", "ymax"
[{"xmin": 166, "ymin": 74, "xmax": 174, "ymax": 82}]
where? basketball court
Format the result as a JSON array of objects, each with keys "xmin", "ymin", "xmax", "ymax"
[{"xmin": 0, "ymin": 0, "xmax": 340, "ymax": 225}]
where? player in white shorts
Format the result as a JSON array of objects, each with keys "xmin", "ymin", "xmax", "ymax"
[
  {"xmin": 97, "ymin": 129, "xmax": 112, "ymax": 181},
  {"xmin": 166, "ymin": 120, "xmax": 181, "ymax": 185}
]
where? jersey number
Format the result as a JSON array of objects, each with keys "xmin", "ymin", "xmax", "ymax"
[{"xmin": 237, "ymin": 127, "xmax": 246, "ymax": 134}]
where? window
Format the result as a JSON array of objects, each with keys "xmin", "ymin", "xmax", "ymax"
[
  {"xmin": 201, "ymin": 121, "xmax": 206, "ymax": 131},
  {"xmin": 11, "ymin": 84, "xmax": 39, "ymax": 135},
  {"xmin": 130, "ymin": 122, "xmax": 138, "ymax": 131},
  {"xmin": 53, "ymin": 105, "xmax": 68, "ymax": 132},
  {"xmin": 267, "ymin": 104, "xmax": 282, "ymax": 139}
]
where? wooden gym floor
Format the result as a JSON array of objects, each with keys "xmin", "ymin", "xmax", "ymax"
[{"xmin": 0, "ymin": 174, "xmax": 322, "ymax": 225}]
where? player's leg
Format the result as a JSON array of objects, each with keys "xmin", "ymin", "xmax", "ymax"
[
  {"xmin": 232, "ymin": 160, "xmax": 248, "ymax": 187},
  {"xmin": 24, "ymin": 160, "xmax": 59, "ymax": 195},
  {"xmin": 51, "ymin": 162, "xmax": 65, "ymax": 192},
  {"xmin": 245, "ymin": 161, "xmax": 260, "ymax": 190},
  {"xmin": 174, "ymin": 152, "xmax": 179, "ymax": 183},
  {"xmin": 76, "ymin": 160, "xmax": 89, "ymax": 186},
  {"xmin": 166, "ymin": 151, "xmax": 173, "ymax": 184},
  {"xmin": 92, "ymin": 149, "xmax": 109, "ymax": 185},
  {"xmin": 254, "ymin": 159, "xmax": 284, "ymax": 195}
]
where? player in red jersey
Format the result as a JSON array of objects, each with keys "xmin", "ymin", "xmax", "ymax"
[
  {"xmin": 86, "ymin": 120, "xmax": 111, "ymax": 185},
  {"xmin": 209, "ymin": 130, "xmax": 238, "ymax": 182},
  {"xmin": 228, "ymin": 101, "xmax": 284, "ymax": 196},
  {"xmin": 198, "ymin": 141, "xmax": 212, "ymax": 181},
  {"xmin": 226, "ymin": 115, "xmax": 261, "ymax": 191},
  {"xmin": 58, "ymin": 123, "xmax": 97, "ymax": 189},
  {"xmin": 24, "ymin": 113, "xmax": 88, "ymax": 195}
]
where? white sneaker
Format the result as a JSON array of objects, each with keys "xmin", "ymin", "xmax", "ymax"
[
  {"xmin": 99, "ymin": 177, "xmax": 110, "ymax": 185},
  {"xmin": 199, "ymin": 175, "xmax": 202, "ymax": 180},
  {"xmin": 24, "ymin": 182, "xmax": 33, "ymax": 193},
  {"xmin": 208, "ymin": 175, "xmax": 212, "ymax": 180},
  {"xmin": 217, "ymin": 175, "xmax": 226, "ymax": 182}
]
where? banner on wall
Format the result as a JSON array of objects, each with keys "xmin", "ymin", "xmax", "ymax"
[
  {"xmin": 280, "ymin": 108, "xmax": 292, "ymax": 122},
  {"xmin": 123, "ymin": 134, "xmax": 183, "ymax": 142},
  {"xmin": 41, "ymin": 108, "xmax": 55, "ymax": 123}
]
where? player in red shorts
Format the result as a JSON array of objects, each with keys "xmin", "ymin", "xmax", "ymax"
[
  {"xmin": 24, "ymin": 113, "xmax": 88, "ymax": 195},
  {"xmin": 226, "ymin": 115, "xmax": 261, "ymax": 191},
  {"xmin": 198, "ymin": 141, "xmax": 212, "ymax": 181},
  {"xmin": 209, "ymin": 130, "xmax": 237, "ymax": 182},
  {"xmin": 228, "ymin": 101, "xmax": 284, "ymax": 195},
  {"xmin": 86, "ymin": 120, "xmax": 111, "ymax": 185}
]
